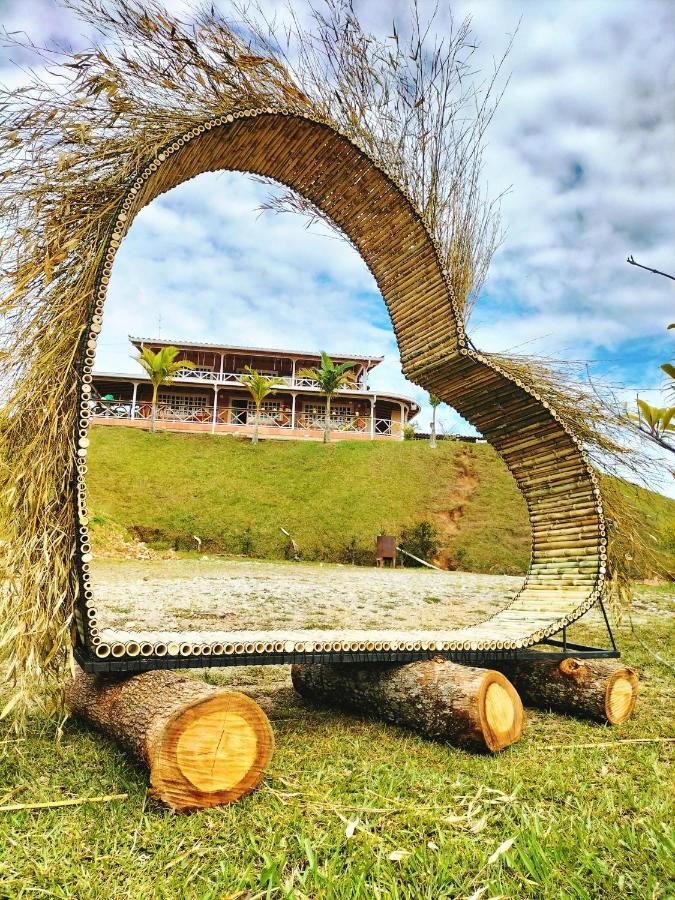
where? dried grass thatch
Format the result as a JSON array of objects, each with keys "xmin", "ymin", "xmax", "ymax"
[
  {"xmin": 487, "ymin": 352, "xmax": 668, "ymax": 605},
  {"xmin": 0, "ymin": 0, "xmax": 665, "ymax": 719}
]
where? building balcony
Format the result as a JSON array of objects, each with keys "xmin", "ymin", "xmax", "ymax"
[
  {"xmin": 171, "ymin": 368, "xmax": 366, "ymax": 392},
  {"xmin": 89, "ymin": 399, "xmax": 404, "ymax": 440}
]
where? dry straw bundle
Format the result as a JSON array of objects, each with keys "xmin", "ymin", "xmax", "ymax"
[{"xmin": 0, "ymin": 0, "xmax": 663, "ymax": 719}]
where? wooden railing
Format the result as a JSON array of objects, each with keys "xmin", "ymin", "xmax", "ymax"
[
  {"xmin": 171, "ymin": 370, "xmax": 364, "ymax": 391},
  {"xmin": 90, "ymin": 400, "xmax": 402, "ymax": 435}
]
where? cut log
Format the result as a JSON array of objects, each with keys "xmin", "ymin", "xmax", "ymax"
[
  {"xmin": 291, "ymin": 657, "xmax": 523, "ymax": 752},
  {"xmin": 66, "ymin": 668, "xmax": 274, "ymax": 811},
  {"xmin": 491, "ymin": 657, "xmax": 638, "ymax": 725}
]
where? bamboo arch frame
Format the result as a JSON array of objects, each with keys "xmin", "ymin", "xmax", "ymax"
[{"xmin": 74, "ymin": 108, "xmax": 607, "ymax": 669}]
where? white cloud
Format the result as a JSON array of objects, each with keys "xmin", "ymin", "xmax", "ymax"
[{"xmin": 98, "ymin": 171, "xmax": 395, "ymax": 370}]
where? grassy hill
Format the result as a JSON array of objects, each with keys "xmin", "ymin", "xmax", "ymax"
[{"xmin": 86, "ymin": 426, "xmax": 675, "ymax": 576}]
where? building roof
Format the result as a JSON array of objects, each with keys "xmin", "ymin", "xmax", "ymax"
[{"xmin": 129, "ymin": 336, "xmax": 384, "ymax": 368}]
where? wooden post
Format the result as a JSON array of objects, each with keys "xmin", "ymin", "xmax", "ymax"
[
  {"xmin": 491, "ymin": 657, "xmax": 639, "ymax": 725},
  {"xmin": 130, "ymin": 382, "xmax": 138, "ymax": 419},
  {"xmin": 211, "ymin": 385, "xmax": 219, "ymax": 433},
  {"xmin": 292, "ymin": 657, "xmax": 524, "ymax": 752},
  {"xmin": 66, "ymin": 669, "xmax": 274, "ymax": 811}
]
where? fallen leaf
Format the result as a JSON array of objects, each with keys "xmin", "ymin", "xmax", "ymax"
[
  {"xmin": 345, "ymin": 818, "xmax": 359, "ymax": 839},
  {"xmin": 468, "ymin": 816, "xmax": 488, "ymax": 833},
  {"xmin": 427, "ymin": 840, "xmax": 439, "ymax": 851},
  {"xmin": 388, "ymin": 850, "xmax": 410, "ymax": 862},
  {"xmin": 487, "ymin": 838, "xmax": 515, "ymax": 865},
  {"xmin": 466, "ymin": 888, "xmax": 487, "ymax": 900}
]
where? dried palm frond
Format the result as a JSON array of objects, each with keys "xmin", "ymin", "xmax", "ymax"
[
  {"xmin": 488, "ymin": 352, "xmax": 671, "ymax": 603},
  {"xmin": 249, "ymin": 0, "xmax": 509, "ymax": 320}
]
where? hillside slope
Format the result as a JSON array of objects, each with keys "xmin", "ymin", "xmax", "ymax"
[{"xmin": 86, "ymin": 426, "xmax": 675, "ymax": 576}]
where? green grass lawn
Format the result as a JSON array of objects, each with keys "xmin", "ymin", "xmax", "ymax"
[
  {"xmin": 1, "ymin": 587, "xmax": 673, "ymax": 899},
  {"xmin": 86, "ymin": 427, "xmax": 675, "ymax": 576}
]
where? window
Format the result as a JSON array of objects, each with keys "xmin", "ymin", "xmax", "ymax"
[
  {"xmin": 303, "ymin": 403, "xmax": 326, "ymax": 418},
  {"xmin": 159, "ymin": 392, "xmax": 209, "ymax": 418},
  {"xmin": 304, "ymin": 403, "xmax": 352, "ymax": 416},
  {"xmin": 247, "ymin": 400, "xmax": 284, "ymax": 422},
  {"xmin": 331, "ymin": 405, "xmax": 352, "ymax": 419},
  {"xmin": 303, "ymin": 403, "xmax": 353, "ymax": 426}
]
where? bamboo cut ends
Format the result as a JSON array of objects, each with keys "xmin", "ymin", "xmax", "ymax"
[{"xmin": 71, "ymin": 110, "xmax": 606, "ymax": 665}]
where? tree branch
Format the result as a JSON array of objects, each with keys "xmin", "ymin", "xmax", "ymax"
[{"xmin": 626, "ymin": 255, "xmax": 675, "ymax": 282}]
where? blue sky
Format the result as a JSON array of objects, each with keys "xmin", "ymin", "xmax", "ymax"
[{"xmin": 2, "ymin": 0, "xmax": 674, "ymax": 491}]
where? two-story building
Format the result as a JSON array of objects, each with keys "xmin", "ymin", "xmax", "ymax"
[{"xmin": 91, "ymin": 337, "xmax": 420, "ymax": 441}]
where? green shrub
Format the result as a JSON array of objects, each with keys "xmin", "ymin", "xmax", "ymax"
[
  {"xmin": 239, "ymin": 525, "xmax": 255, "ymax": 557},
  {"xmin": 342, "ymin": 536, "xmax": 373, "ymax": 565},
  {"xmin": 398, "ymin": 521, "xmax": 440, "ymax": 565}
]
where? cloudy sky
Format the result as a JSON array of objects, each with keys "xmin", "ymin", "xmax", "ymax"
[{"xmin": 2, "ymin": 0, "xmax": 674, "ymax": 488}]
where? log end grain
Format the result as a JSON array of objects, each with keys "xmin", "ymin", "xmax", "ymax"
[
  {"xmin": 604, "ymin": 667, "xmax": 639, "ymax": 725},
  {"xmin": 480, "ymin": 673, "xmax": 525, "ymax": 752},
  {"xmin": 149, "ymin": 691, "xmax": 274, "ymax": 811},
  {"xmin": 66, "ymin": 669, "xmax": 274, "ymax": 812},
  {"xmin": 494, "ymin": 657, "xmax": 639, "ymax": 726}
]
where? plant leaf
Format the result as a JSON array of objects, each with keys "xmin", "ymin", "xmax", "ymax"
[{"xmin": 487, "ymin": 838, "xmax": 515, "ymax": 864}]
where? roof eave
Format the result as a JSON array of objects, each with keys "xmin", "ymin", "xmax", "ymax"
[{"xmin": 129, "ymin": 336, "xmax": 384, "ymax": 367}]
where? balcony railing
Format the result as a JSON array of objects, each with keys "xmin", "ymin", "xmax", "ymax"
[
  {"xmin": 90, "ymin": 400, "xmax": 401, "ymax": 436},
  {"xmin": 171, "ymin": 369, "xmax": 364, "ymax": 391}
]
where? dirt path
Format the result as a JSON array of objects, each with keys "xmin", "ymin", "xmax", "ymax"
[{"xmin": 432, "ymin": 447, "xmax": 478, "ymax": 567}]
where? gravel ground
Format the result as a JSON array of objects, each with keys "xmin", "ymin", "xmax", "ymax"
[
  {"xmin": 91, "ymin": 557, "xmax": 524, "ymax": 634},
  {"xmin": 90, "ymin": 557, "xmax": 673, "ymax": 644}
]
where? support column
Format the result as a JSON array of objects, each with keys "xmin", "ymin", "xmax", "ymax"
[
  {"xmin": 211, "ymin": 386, "xmax": 219, "ymax": 434},
  {"xmin": 370, "ymin": 395, "xmax": 376, "ymax": 440},
  {"xmin": 291, "ymin": 358, "xmax": 296, "ymax": 385},
  {"xmin": 399, "ymin": 402, "xmax": 405, "ymax": 440},
  {"xmin": 131, "ymin": 382, "xmax": 139, "ymax": 420},
  {"xmin": 219, "ymin": 353, "xmax": 225, "ymax": 380},
  {"xmin": 291, "ymin": 394, "xmax": 297, "ymax": 431}
]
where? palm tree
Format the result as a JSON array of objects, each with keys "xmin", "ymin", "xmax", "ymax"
[
  {"xmin": 134, "ymin": 344, "xmax": 195, "ymax": 432},
  {"xmin": 428, "ymin": 393, "xmax": 442, "ymax": 449},
  {"xmin": 239, "ymin": 366, "xmax": 285, "ymax": 445},
  {"xmin": 298, "ymin": 352, "xmax": 357, "ymax": 443}
]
